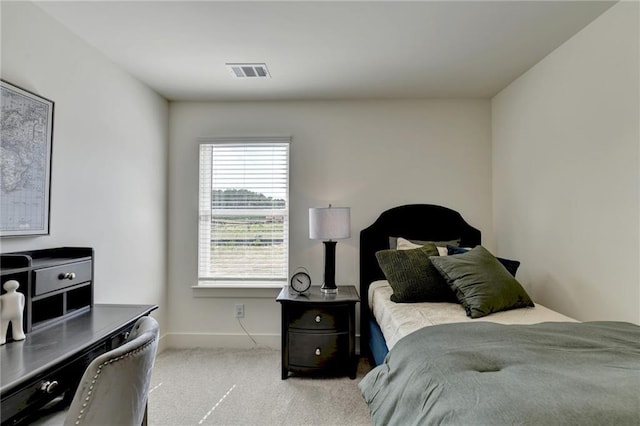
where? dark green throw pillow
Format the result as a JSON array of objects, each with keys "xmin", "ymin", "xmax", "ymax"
[
  {"xmin": 446, "ymin": 245, "xmax": 521, "ymax": 277},
  {"xmin": 375, "ymin": 244, "xmax": 457, "ymax": 303},
  {"xmin": 429, "ymin": 246, "xmax": 534, "ymax": 318}
]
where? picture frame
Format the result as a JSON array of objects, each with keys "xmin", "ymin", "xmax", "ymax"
[{"xmin": 0, "ymin": 80, "xmax": 54, "ymax": 237}]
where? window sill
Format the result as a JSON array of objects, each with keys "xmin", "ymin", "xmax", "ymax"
[{"xmin": 192, "ymin": 281, "xmax": 285, "ymax": 298}]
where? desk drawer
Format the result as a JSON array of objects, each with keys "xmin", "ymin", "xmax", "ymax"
[
  {"xmin": 33, "ymin": 261, "xmax": 92, "ymax": 296},
  {"xmin": 1, "ymin": 340, "xmax": 106, "ymax": 425},
  {"xmin": 1, "ymin": 376, "xmax": 71, "ymax": 425}
]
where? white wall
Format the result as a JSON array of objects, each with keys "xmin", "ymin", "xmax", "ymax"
[
  {"xmin": 1, "ymin": 3, "xmax": 169, "ymax": 331},
  {"xmin": 6, "ymin": 1, "xmax": 632, "ymax": 353},
  {"xmin": 167, "ymin": 99, "xmax": 492, "ymax": 347},
  {"xmin": 492, "ymin": 2, "xmax": 639, "ymax": 323}
]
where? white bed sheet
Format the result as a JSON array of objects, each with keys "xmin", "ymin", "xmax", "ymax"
[{"xmin": 369, "ymin": 280, "xmax": 577, "ymax": 350}]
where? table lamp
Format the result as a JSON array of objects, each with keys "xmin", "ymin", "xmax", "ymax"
[{"xmin": 309, "ymin": 205, "xmax": 351, "ymax": 294}]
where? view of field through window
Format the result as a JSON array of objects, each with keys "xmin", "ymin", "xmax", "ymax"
[{"xmin": 209, "ymin": 189, "xmax": 287, "ymax": 278}]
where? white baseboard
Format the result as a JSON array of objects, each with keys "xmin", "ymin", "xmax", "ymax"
[
  {"xmin": 158, "ymin": 332, "xmax": 362, "ymax": 355},
  {"xmin": 156, "ymin": 333, "xmax": 170, "ymax": 353},
  {"xmin": 160, "ymin": 332, "xmax": 280, "ymax": 350}
]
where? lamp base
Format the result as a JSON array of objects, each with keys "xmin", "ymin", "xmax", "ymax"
[
  {"xmin": 321, "ymin": 241, "xmax": 338, "ymax": 294},
  {"xmin": 320, "ymin": 284, "xmax": 338, "ymax": 294}
]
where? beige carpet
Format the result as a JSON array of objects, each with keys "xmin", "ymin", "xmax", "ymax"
[{"xmin": 148, "ymin": 347, "xmax": 373, "ymax": 426}]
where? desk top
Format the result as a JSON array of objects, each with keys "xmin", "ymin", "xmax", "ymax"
[{"xmin": 0, "ymin": 304, "xmax": 157, "ymax": 395}]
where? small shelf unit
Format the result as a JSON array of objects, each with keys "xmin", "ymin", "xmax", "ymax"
[{"xmin": 0, "ymin": 247, "xmax": 94, "ymax": 335}]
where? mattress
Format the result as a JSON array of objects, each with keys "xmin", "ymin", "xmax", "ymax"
[{"xmin": 368, "ymin": 280, "xmax": 577, "ymax": 350}]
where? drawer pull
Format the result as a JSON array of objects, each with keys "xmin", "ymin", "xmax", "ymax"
[
  {"xmin": 315, "ymin": 348, "xmax": 321, "ymax": 356},
  {"xmin": 315, "ymin": 315, "xmax": 321, "ymax": 323},
  {"xmin": 40, "ymin": 380, "xmax": 59, "ymax": 394},
  {"xmin": 58, "ymin": 272, "xmax": 76, "ymax": 280}
]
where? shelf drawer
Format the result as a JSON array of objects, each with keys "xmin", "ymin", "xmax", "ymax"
[
  {"xmin": 287, "ymin": 305, "xmax": 349, "ymax": 332},
  {"xmin": 288, "ymin": 331, "xmax": 348, "ymax": 368},
  {"xmin": 33, "ymin": 260, "xmax": 92, "ymax": 296}
]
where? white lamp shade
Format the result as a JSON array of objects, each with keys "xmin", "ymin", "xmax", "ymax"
[{"xmin": 309, "ymin": 207, "xmax": 351, "ymax": 240}]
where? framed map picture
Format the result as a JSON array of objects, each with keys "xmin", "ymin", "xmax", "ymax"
[{"xmin": 0, "ymin": 80, "xmax": 54, "ymax": 237}]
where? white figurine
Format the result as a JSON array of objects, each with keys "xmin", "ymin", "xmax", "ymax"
[{"xmin": 0, "ymin": 280, "xmax": 26, "ymax": 345}]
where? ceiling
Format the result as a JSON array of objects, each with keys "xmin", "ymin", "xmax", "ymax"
[{"xmin": 35, "ymin": 1, "xmax": 617, "ymax": 102}]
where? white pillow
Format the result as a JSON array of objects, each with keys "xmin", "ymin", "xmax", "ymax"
[{"xmin": 397, "ymin": 237, "xmax": 448, "ymax": 256}]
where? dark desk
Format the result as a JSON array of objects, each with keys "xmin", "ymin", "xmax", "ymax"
[{"xmin": 1, "ymin": 304, "xmax": 157, "ymax": 425}]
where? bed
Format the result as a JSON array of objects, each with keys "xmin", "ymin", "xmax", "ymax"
[
  {"xmin": 358, "ymin": 204, "xmax": 640, "ymax": 425},
  {"xmin": 359, "ymin": 203, "xmax": 486, "ymax": 364}
]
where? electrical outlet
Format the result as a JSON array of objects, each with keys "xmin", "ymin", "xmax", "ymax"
[{"xmin": 234, "ymin": 304, "xmax": 245, "ymax": 318}]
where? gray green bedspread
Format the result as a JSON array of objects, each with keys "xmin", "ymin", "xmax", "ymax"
[{"xmin": 359, "ymin": 321, "xmax": 640, "ymax": 426}]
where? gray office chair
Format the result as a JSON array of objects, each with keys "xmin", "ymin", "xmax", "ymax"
[{"xmin": 63, "ymin": 316, "xmax": 159, "ymax": 426}]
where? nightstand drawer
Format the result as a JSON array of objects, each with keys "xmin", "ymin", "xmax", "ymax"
[
  {"xmin": 287, "ymin": 305, "xmax": 349, "ymax": 331},
  {"xmin": 288, "ymin": 331, "xmax": 349, "ymax": 368},
  {"xmin": 34, "ymin": 260, "xmax": 92, "ymax": 296}
]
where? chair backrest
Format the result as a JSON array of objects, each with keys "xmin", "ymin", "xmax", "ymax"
[{"xmin": 64, "ymin": 316, "xmax": 159, "ymax": 426}]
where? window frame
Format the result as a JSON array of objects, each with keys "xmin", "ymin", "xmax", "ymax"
[{"xmin": 197, "ymin": 136, "xmax": 290, "ymax": 288}]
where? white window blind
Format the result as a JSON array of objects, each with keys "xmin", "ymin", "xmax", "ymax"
[{"xmin": 198, "ymin": 138, "xmax": 290, "ymax": 284}]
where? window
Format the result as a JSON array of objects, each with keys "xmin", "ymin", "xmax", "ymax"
[{"xmin": 198, "ymin": 137, "xmax": 290, "ymax": 285}]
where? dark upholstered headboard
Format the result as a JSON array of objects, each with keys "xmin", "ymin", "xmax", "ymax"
[{"xmin": 359, "ymin": 204, "xmax": 481, "ymax": 357}]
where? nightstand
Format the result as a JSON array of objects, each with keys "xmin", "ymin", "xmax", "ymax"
[{"xmin": 276, "ymin": 285, "xmax": 359, "ymax": 379}]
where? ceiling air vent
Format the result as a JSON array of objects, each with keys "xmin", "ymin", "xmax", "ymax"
[{"xmin": 226, "ymin": 63, "xmax": 271, "ymax": 79}]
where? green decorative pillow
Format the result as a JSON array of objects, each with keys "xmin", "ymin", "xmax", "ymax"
[
  {"xmin": 446, "ymin": 245, "xmax": 521, "ymax": 277},
  {"xmin": 375, "ymin": 244, "xmax": 457, "ymax": 303},
  {"xmin": 429, "ymin": 246, "xmax": 534, "ymax": 318}
]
